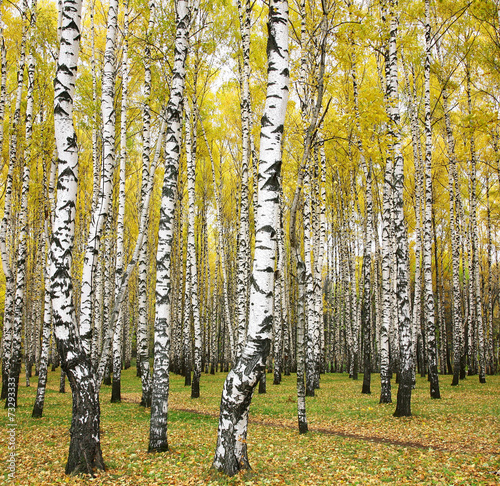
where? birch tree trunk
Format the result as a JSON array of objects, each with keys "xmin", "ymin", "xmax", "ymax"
[
  {"xmin": 212, "ymin": 0, "xmax": 289, "ymax": 474},
  {"xmin": 148, "ymin": 0, "xmax": 190, "ymax": 453},
  {"xmin": 50, "ymin": 0, "xmax": 104, "ymax": 473},
  {"xmin": 423, "ymin": 0, "xmax": 440, "ymax": 398},
  {"xmin": 9, "ymin": 0, "xmax": 37, "ymax": 407},
  {"xmin": 111, "ymin": 0, "xmax": 129, "ymax": 404},
  {"xmin": 383, "ymin": 0, "xmax": 413, "ymax": 417},
  {"xmin": 1, "ymin": 0, "xmax": 28, "ymax": 401},
  {"xmin": 32, "ymin": 156, "xmax": 56, "ymax": 417},
  {"xmin": 235, "ymin": 0, "xmax": 252, "ymax": 358},
  {"xmin": 0, "ymin": 0, "xmax": 6, "ymax": 158},
  {"xmin": 136, "ymin": 0, "xmax": 157, "ymax": 407},
  {"xmin": 79, "ymin": 0, "xmax": 119, "ymax": 356},
  {"xmin": 185, "ymin": 102, "xmax": 202, "ymax": 398}
]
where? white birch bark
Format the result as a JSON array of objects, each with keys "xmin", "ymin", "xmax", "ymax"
[
  {"xmin": 486, "ymin": 173, "xmax": 494, "ymax": 374},
  {"xmin": 382, "ymin": 0, "xmax": 413, "ymax": 416},
  {"xmin": 50, "ymin": 0, "xmax": 104, "ymax": 473},
  {"xmin": 9, "ymin": 0, "xmax": 36, "ymax": 405},
  {"xmin": 32, "ymin": 158, "xmax": 56, "ymax": 417},
  {"xmin": 148, "ymin": 0, "xmax": 190, "ymax": 452},
  {"xmin": 235, "ymin": 0, "xmax": 252, "ymax": 358},
  {"xmin": 111, "ymin": 0, "xmax": 129, "ymax": 404},
  {"xmin": 0, "ymin": 0, "xmax": 6, "ymax": 157},
  {"xmin": 1, "ymin": 0, "xmax": 28, "ymax": 399},
  {"xmin": 423, "ymin": 0, "xmax": 440, "ymax": 398},
  {"xmin": 80, "ymin": 0, "xmax": 120, "ymax": 355},
  {"xmin": 185, "ymin": 102, "xmax": 202, "ymax": 398},
  {"xmin": 212, "ymin": 0, "xmax": 289, "ymax": 474}
]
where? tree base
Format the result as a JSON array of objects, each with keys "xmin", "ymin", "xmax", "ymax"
[
  {"xmin": 140, "ymin": 395, "xmax": 151, "ymax": 408},
  {"xmin": 393, "ymin": 382, "xmax": 412, "ymax": 417},
  {"xmin": 65, "ymin": 444, "xmax": 105, "ymax": 476},
  {"xmin": 191, "ymin": 377, "xmax": 200, "ymax": 399},
  {"xmin": 111, "ymin": 379, "xmax": 121, "ymax": 403},
  {"xmin": 148, "ymin": 442, "xmax": 169, "ymax": 453},
  {"xmin": 32, "ymin": 402, "xmax": 44, "ymax": 418}
]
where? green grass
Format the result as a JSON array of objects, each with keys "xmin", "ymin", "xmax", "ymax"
[{"xmin": 1, "ymin": 365, "xmax": 499, "ymax": 485}]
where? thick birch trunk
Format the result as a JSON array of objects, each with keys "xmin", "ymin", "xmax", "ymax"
[
  {"xmin": 50, "ymin": 0, "xmax": 104, "ymax": 473},
  {"xmin": 212, "ymin": 0, "xmax": 289, "ymax": 474}
]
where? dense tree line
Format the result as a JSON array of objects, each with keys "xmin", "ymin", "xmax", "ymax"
[{"xmin": 0, "ymin": 0, "xmax": 499, "ymax": 476}]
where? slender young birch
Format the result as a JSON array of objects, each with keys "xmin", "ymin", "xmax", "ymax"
[
  {"xmin": 465, "ymin": 66, "xmax": 486, "ymax": 384},
  {"xmin": 423, "ymin": 0, "xmax": 440, "ymax": 398},
  {"xmin": 406, "ymin": 59, "xmax": 423, "ymax": 384},
  {"xmin": 486, "ymin": 173, "xmax": 494, "ymax": 374},
  {"xmin": 80, "ymin": 0, "xmax": 119, "ymax": 356},
  {"xmin": 314, "ymin": 138, "xmax": 327, "ymax": 377},
  {"xmin": 212, "ymin": 0, "xmax": 289, "ymax": 474},
  {"xmin": 111, "ymin": 0, "xmax": 129, "ymax": 404},
  {"xmin": 148, "ymin": 0, "xmax": 190, "ymax": 453},
  {"xmin": 0, "ymin": 0, "xmax": 6, "ymax": 156},
  {"xmin": 182, "ymin": 251, "xmax": 192, "ymax": 386},
  {"xmin": 32, "ymin": 160, "xmax": 56, "ymax": 417},
  {"xmin": 185, "ymin": 102, "xmax": 202, "ymax": 398},
  {"xmin": 1, "ymin": 0, "xmax": 28, "ymax": 400},
  {"xmin": 8, "ymin": 0, "xmax": 37, "ymax": 407},
  {"xmin": 50, "ymin": 0, "xmax": 105, "ymax": 473},
  {"xmin": 350, "ymin": 42, "xmax": 373, "ymax": 394},
  {"xmin": 382, "ymin": 0, "xmax": 413, "ymax": 417},
  {"xmin": 235, "ymin": 0, "xmax": 252, "ymax": 357},
  {"xmin": 273, "ymin": 196, "xmax": 286, "ymax": 385},
  {"xmin": 89, "ymin": 0, "xmax": 100, "ymax": 226},
  {"xmin": 136, "ymin": 0, "xmax": 157, "ymax": 406}
]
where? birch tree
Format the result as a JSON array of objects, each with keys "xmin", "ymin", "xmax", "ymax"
[
  {"xmin": 111, "ymin": 0, "xmax": 130, "ymax": 404},
  {"xmin": 79, "ymin": 0, "xmax": 119, "ymax": 356},
  {"xmin": 50, "ymin": 0, "xmax": 105, "ymax": 473},
  {"xmin": 148, "ymin": 0, "xmax": 190, "ymax": 453},
  {"xmin": 0, "ymin": 0, "xmax": 28, "ymax": 401},
  {"xmin": 235, "ymin": 0, "xmax": 252, "ymax": 357},
  {"xmin": 212, "ymin": 0, "xmax": 289, "ymax": 474},
  {"xmin": 423, "ymin": 0, "xmax": 440, "ymax": 398},
  {"xmin": 382, "ymin": 0, "xmax": 413, "ymax": 417},
  {"xmin": 9, "ymin": 0, "xmax": 37, "ymax": 407}
]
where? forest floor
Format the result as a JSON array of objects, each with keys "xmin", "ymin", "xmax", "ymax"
[{"xmin": 1, "ymin": 365, "xmax": 499, "ymax": 485}]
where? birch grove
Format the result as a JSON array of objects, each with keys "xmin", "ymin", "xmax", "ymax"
[{"xmin": 1, "ymin": 0, "xmax": 500, "ymax": 478}]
